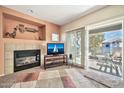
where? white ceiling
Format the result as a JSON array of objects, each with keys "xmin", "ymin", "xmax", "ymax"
[{"xmin": 4, "ymin": 5, "xmax": 106, "ymax": 25}]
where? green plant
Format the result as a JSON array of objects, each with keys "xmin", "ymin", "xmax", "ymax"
[{"xmin": 89, "ymin": 33, "xmax": 104, "ymax": 55}]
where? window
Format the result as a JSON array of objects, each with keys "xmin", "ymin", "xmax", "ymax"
[{"xmin": 52, "ymin": 32, "xmax": 59, "ymax": 42}]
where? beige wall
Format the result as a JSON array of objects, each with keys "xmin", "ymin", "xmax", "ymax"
[{"xmin": 61, "ymin": 5, "xmax": 124, "ymax": 33}]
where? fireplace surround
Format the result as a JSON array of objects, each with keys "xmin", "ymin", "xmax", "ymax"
[{"xmin": 14, "ymin": 49, "xmax": 41, "ymax": 72}]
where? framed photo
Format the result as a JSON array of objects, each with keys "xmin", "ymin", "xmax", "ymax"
[{"xmin": 52, "ymin": 32, "xmax": 59, "ymax": 42}]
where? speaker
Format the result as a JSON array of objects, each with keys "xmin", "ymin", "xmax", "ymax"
[{"xmin": 69, "ymin": 54, "xmax": 72, "ymax": 59}]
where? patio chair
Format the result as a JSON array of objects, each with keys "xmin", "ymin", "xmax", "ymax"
[
  {"xmin": 96, "ymin": 53, "xmax": 111, "ymax": 66},
  {"xmin": 111, "ymin": 47, "xmax": 122, "ymax": 63},
  {"xmin": 105, "ymin": 47, "xmax": 122, "ymax": 73}
]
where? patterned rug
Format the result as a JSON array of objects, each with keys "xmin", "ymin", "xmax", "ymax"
[
  {"xmin": 0, "ymin": 68, "xmax": 77, "ymax": 88},
  {"xmin": 0, "ymin": 67, "xmax": 119, "ymax": 88}
]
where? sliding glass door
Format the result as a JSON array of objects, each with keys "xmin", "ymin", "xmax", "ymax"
[{"xmin": 88, "ymin": 21, "xmax": 123, "ymax": 78}]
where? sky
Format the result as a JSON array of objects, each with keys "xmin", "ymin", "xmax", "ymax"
[{"xmin": 104, "ymin": 30, "xmax": 122, "ymax": 40}]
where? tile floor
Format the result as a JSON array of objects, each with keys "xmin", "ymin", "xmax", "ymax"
[{"xmin": 0, "ymin": 66, "xmax": 123, "ymax": 88}]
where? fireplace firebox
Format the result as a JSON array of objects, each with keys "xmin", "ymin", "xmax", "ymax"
[{"xmin": 14, "ymin": 49, "xmax": 40, "ymax": 72}]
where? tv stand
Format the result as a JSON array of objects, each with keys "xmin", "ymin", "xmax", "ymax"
[{"xmin": 44, "ymin": 54, "xmax": 68, "ymax": 69}]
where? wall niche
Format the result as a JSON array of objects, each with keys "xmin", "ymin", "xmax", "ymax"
[{"xmin": 3, "ymin": 13, "xmax": 46, "ymax": 41}]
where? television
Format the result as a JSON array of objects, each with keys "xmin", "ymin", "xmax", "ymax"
[{"xmin": 47, "ymin": 43, "xmax": 64, "ymax": 55}]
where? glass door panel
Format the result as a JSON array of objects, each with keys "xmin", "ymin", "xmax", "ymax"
[
  {"xmin": 88, "ymin": 23, "xmax": 123, "ymax": 78},
  {"xmin": 75, "ymin": 31, "xmax": 81, "ymax": 65},
  {"xmin": 67, "ymin": 29, "xmax": 82, "ymax": 66}
]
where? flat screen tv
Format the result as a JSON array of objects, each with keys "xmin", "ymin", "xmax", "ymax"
[{"xmin": 47, "ymin": 43, "xmax": 64, "ymax": 55}]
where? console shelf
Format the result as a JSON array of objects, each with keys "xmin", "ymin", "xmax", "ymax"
[{"xmin": 44, "ymin": 54, "xmax": 68, "ymax": 69}]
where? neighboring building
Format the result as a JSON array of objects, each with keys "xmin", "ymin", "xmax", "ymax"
[{"xmin": 102, "ymin": 37, "xmax": 122, "ymax": 55}]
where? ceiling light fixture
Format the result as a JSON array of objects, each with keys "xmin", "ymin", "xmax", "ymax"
[{"xmin": 27, "ymin": 9, "xmax": 34, "ymax": 13}]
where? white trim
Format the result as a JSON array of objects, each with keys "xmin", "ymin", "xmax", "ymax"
[
  {"xmin": 120, "ymin": 20, "xmax": 123, "ymax": 80},
  {"xmin": 85, "ymin": 27, "xmax": 89, "ymax": 69},
  {"xmin": 87, "ymin": 17, "xmax": 124, "ymax": 30}
]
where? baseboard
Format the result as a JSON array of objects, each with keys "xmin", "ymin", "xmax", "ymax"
[
  {"xmin": 71, "ymin": 64, "xmax": 84, "ymax": 69},
  {"xmin": 0, "ymin": 74, "xmax": 5, "ymax": 77}
]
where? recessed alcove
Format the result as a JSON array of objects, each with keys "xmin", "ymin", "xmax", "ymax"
[{"xmin": 3, "ymin": 13, "xmax": 46, "ymax": 41}]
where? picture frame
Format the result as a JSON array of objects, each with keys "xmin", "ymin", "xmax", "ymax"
[{"xmin": 52, "ymin": 32, "xmax": 59, "ymax": 42}]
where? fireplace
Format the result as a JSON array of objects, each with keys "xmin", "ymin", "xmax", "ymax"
[{"xmin": 14, "ymin": 49, "xmax": 40, "ymax": 72}]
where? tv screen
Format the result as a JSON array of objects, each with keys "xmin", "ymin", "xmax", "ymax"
[{"xmin": 47, "ymin": 43, "xmax": 64, "ymax": 55}]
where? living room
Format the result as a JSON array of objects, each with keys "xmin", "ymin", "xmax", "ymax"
[{"xmin": 0, "ymin": 5, "xmax": 124, "ymax": 88}]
